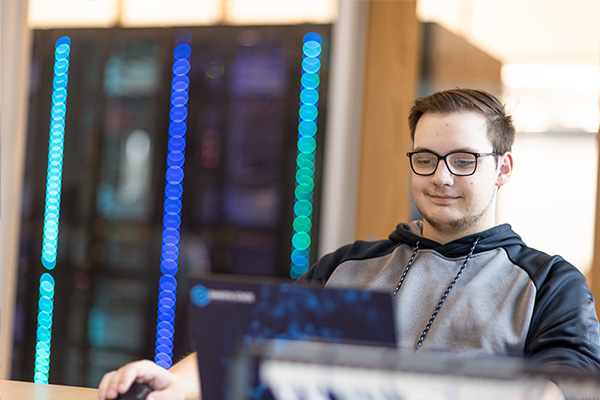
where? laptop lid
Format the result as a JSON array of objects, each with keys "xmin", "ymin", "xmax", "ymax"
[{"xmin": 188, "ymin": 273, "xmax": 396, "ymax": 400}]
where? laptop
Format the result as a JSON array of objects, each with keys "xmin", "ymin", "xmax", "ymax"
[{"xmin": 188, "ymin": 273, "xmax": 397, "ymax": 400}]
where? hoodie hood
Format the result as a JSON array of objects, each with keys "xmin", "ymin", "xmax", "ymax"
[{"xmin": 389, "ymin": 220, "xmax": 525, "ymax": 258}]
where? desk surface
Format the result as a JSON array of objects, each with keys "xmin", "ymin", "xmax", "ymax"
[{"xmin": 0, "ymin": 379, "xmax": 97, "ymax": 400}]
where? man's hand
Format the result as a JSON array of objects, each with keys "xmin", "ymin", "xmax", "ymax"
[{"xmin": 97, "ymin": 359, "xmax": 189, "ymax": 400}]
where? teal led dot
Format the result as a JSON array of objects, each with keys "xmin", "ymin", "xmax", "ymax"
[
  {"xmin": 301, "ymin": 73, "xmax": 320, "ymax": 89},
  {"xmin": 297, "ymin": 166, "xmax": 314, "ymax": 178},
  {"xmin": 40, "ymin": 270, "xmax": 56, "ymax": 288},
  {"xmin": 294, "ymin": 199, "xmax": 313, "ymax": 216},
  {"xmin": 39, "ymin": 296, "xmax": 53, "ymax": 311},
  {"xmin": 36, "ymin": 341, "xmax": 50, "ymax": 352},
  {"xmin": 299, "ymin": 104, "xmax": 318, "ymax": 121},
  {"xmin": 298, "ymin": 121, "xmax": 317, "ymax": 137},
  {"xmin": 41, "ymin": 255, "xmax": 55, "ymax": 267},
  {"xmin": 56, "ymin": 42, "xmax": 70, "ymax": 54},
  {"xmin": 302, "ymin": 59, "xmax": 321, "ymax": 74},
  {"xmin": 291, "ymin": 264, "xmax": 308, "ymax": 279},
  {"xmin": 43, "ymin": 228, "xmax": 57, "ymax": 238},
  {"xmin": 303, "ymin": 44, "xmax": 322, "ymax": 58},
  {"xmin": 295, "ymin": 187, "xmax": 313, "ymax": 202},
  {"xmin": 37, "ymin": 327, "xmax": 51, "ymax": 341},
  {"xmin": 298, "ymin": 137, "xmax": 316, "ymax": 153},
  {"xmin": 300, "ymin": 88, "xmax": 319, "ymax": 105}
]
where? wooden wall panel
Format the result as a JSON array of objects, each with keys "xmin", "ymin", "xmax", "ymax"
[{"xmin": 355, "ymin": 0, "xmax": 421, "ymax": 241}]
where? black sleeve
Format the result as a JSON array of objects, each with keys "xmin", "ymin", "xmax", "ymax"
[
  {"xmin": 295, "ymin": 244, "xmax": 354, "ymax": 285},
  {"xmin": 524, "ymin": 255, "xmax": 600, "ymax": 372}
]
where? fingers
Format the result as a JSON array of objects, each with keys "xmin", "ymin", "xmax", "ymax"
[
  {"xmin": 97, "ymin": 360, "xmax": 157, "ymax": 400},
  {"xmin": 98, "ymin": 370, "xmax": 121, "ymax": 400}
]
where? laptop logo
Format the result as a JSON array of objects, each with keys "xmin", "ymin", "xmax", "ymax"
[
  {"xmin": 191, "ymin": 284, "xmax": 256, "ymax": 307},
  {"xmin": 191, "ymin": 285, "xmax": 211, "ymax": 307}
]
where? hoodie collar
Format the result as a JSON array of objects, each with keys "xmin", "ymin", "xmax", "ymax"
[{"xmin": 389, "ymin": 220, "xmax": 524, "ymax": 257}]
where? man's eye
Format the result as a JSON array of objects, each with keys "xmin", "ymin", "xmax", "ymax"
[
  {"xmin": 452, "ymin": 158, "xmax": 475, "ymax": 166},
  {"xmin": 415, "ymin": 157, "xmax": 435, "ymax": 165}
]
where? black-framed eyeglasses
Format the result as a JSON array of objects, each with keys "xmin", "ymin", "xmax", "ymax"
[{"xmin": 406, "ymin": 151, "xmax": 498, "ymax": 176}]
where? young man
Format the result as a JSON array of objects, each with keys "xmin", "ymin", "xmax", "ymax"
[
  {"xmin": 298, "ymin": 88, "xmax": 600, "ymax": 367},
  {"xmin": 97, "ymin": 88, "xmax": 600, "ymax": 400}
]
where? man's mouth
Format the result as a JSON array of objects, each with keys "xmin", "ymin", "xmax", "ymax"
[{"xmin": 426, "ymin": 192, "xmax": 459, "ymax": 203}]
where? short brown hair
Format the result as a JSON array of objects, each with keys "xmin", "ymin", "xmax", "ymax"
[{"xmin": 408, "ymin": 88, "xmax": 515, "ymax": 154}]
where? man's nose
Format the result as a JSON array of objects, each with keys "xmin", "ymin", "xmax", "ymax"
[{"xmin": 431, "ymin": 159, "xmax": 454, "ymax": 185}]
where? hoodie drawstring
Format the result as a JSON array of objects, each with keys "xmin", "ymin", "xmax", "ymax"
[
  {"xmin": 392, "ymin": 237, "xmax": 481, "ymax": 350},
  {"xmin": 416, "ymin": 237, "xmax": 480, "ymax": 350},
  {"xmin": 393, "ymin": 240, "xmax": 420, "ymax": 296}
]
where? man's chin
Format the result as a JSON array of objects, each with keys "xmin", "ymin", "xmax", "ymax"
[{"xmin": 421, "ymin": 213, "xmax": 475, "ymax": 234}]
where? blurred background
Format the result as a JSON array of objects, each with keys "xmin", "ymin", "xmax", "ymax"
[{"xmin": 2, "ymin": 0, "xmax": 599, "ymax": 389}]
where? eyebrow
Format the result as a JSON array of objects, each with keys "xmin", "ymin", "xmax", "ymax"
[{"xmin": 411, "ymin": 147, "xmax": 482, "ymax": 154}]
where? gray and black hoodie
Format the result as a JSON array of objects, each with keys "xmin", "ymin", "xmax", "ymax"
[{"xmin": 298, "ymin": 220, "xmax": 600, "ymax": 372}]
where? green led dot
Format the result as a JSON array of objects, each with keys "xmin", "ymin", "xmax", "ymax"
[
  {"xmin": 296, "ymin": 173, "xmax": 314, "ymax": 187},
  {"xmin": 296, "ymin": 176, "xmax": 314, "ymax": 190},
  {"xmin": 297, "ymin": 151, "xmax": 315, "ymax": 165},
  {"xmin": 295, "ymin": 180, "xmax": 313, "ymax": 192},
  {"xmin": 292, "ymin": 232, "xmax": 311, "ymax": 250},
  {"xmin": 293, "ymin": 216, "xmax": 312, "ymax": 232},
  {"xmin": 296, "ymin": 165, "xmax": 314, "ymax": 176},
  {"xmin": 294, "ymin": 190, "xmax": 312, "ymax": 203},
  {"xmin": 297, "ymin": 157, "xmax": 314, "ymax": 171}
]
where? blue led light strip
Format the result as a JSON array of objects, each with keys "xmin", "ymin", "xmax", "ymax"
[
  {"xmin": 290, "ymin": 33, "xmax": 322, "ymax": 279},
  {"xmin": 154, "ymin": 35, "xmax": 192, "ymax": 369},
  {"xmin": 34, "ymin": 36, "xmax": 71, "ymax": 384}
]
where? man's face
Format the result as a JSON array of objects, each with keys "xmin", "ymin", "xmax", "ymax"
[{"xmin": 411, "ymin": 111, "xmax": 512, "ymax": 242}]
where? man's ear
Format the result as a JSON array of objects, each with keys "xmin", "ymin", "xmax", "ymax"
[{"xmin": 495, "ymin": 152, "xmax": 513, "ymax": 188}]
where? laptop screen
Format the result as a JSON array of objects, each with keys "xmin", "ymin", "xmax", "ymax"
[{"xmin": 188, "ymin": 274, "xmax": 397, "ymax": 400}]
